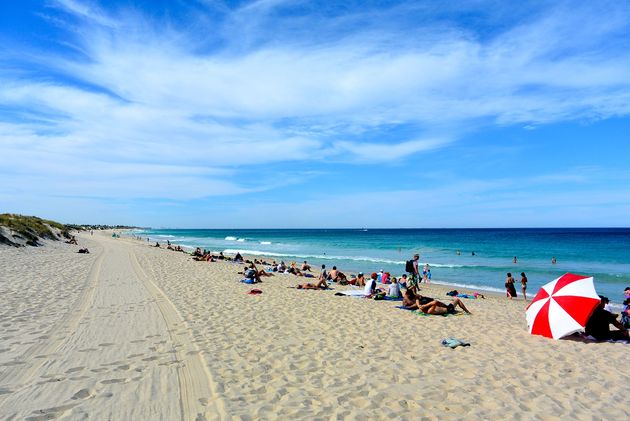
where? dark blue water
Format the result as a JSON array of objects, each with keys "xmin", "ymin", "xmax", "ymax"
[{"xmin": 134, "ymin": 228, "xmax": 630, "ymax": 304}]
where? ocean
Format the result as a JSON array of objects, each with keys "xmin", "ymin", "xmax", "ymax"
[{"xmin": 131, "ymin": 228, "xmax": 630, "ymax": 305}]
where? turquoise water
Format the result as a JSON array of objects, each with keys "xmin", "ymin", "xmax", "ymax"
[{"xmin": 133, "ymin": 228, "xmax": 630, "ymax": 305}]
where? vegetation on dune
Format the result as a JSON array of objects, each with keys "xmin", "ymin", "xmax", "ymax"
[{"xmin": 0, "ymin": 213, "xmax": 70, "ymax": 247}]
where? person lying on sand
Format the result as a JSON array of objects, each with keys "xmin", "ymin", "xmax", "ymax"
[
  {"xmin": 417, "ymin": 296, "xmax": 472, "ymax": 315},
  {"xmin": 296, "ymin": 275, "xmax": 329, "ymax": 289},
  {"xmin": 296, "ymin": 278, "xmax": 329, "ymax": 289},
  {"xmin": 78, "ymin": 248, "xmax": 90, "ymax": 254},
  {"xmin": 240, "ymin": 263, "xmax": 273, "ymax": 279}
]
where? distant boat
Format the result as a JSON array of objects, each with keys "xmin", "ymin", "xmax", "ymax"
[{"xmin": 361, "ymin": 228, "xmax": 368, "ymax": 232}]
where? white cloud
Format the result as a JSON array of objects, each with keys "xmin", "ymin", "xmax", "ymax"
[{"xmin": 2, "ymin": 0, "xmax": 630, "ymax": 208}]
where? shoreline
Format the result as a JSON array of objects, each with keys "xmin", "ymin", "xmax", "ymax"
[{"xmin": 136, "ymin": 229, "xmax": 630, "ymax": 309}]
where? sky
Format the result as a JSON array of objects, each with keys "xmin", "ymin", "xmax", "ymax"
[{"xmin": 1, "ymin": 0, "xmax": 630, "ymax": 228}]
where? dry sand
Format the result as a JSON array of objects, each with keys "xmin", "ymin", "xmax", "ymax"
[{"xmin": 0, "ymin": 231, "xmax": 627, "ymax": 420}]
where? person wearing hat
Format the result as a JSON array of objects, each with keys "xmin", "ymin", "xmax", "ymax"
[
  {"xmin": 364, "ymin": 273, "xmax": 379, "ymax": 297},
  {"xmin": 585, "ymin": 296, "xmax": 629, "ymax": 341}
]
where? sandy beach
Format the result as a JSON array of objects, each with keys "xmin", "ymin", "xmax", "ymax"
[{"xmin": 0, "ymin": 231, "xmax": 627, "ymax": 420}]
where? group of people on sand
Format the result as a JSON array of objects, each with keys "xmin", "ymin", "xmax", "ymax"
[{"xmin": 505, "ymin": 272, "xmax": 528, "ymax": 300}]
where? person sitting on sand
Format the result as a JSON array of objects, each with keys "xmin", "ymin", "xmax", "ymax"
[
  {"xmin": 417, "ymin": 296, "xmax": 472, "ymax": 315},
  {"xmin": 399, "ymin": 274, "xmax": 408, "ymax": 289},
  {"xmin": 301, "ymin": 261, "xmax": 311, "ymax": 271},
  {"xmin": 364, "ymin": 273, "xmax": 380, "ymax": 297},
  {"xmin": 154, "ymin": 242, "xmax": 160, "ymax": 247},
  {"xmin": 234, "ymin": 252, "xmax": 243, "ymax": 262},
  {"xmin": 381, "ymin": 271, "xmax": 390, "ymax": 284},
  {"xmin": 78, "ymin": 248, "xmax": 90, "ymax": 254},
  {"xmin": 66, "ymin": 235, "xmax": 78, "ymax": 245},
  {"xmin": 621, "ymin": 299, "xmax": 630, "ymax": 328},
  {"xmin": 328, "ymin": 266, "xmax": 339, "ymax": 282},
  {"xmin": 319, "ymin": 264, "xmax": 327, "ymax": 281},
  {"xmin": 402, "ymin": 287, "xmax": 421, "ymax": 309},
  {"xmin": 585, "ymin": 296, "xmax": 628, "ymax": 341},
  {"xmin": 388, "ymin": 277, "xmax": 401, "ymax": 298},
  {"xmin": 354, "ymin": 272, "xmax": 365, "ymax": 287},
  {"xmin": 336, "ymin": 271, "xmax": 349, "ymax": 285}
]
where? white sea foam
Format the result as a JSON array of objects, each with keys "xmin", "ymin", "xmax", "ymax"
[
  {"xmin": 224, "ymin": 236, "xmax": 237, "ymax": 241},
  {"xmin": 237, "ymin": 238, "xmax": 246, "ymax": 242},
  {"xmin": 260, "ymin": 241, "xmax": 272, "ymax": 245}
]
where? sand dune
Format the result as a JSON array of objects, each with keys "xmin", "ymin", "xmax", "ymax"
[{"xmin": 0, "ymin": 231, "xmax": 626, "ymax": 420}]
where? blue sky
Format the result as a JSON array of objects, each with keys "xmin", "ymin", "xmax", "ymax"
[{"xmin": 1, "ymin": 0, "xmax": 630, "ymax": 228}]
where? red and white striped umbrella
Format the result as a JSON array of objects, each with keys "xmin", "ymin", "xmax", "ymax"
[{"xmin": 525, "ymin": 273, "xmax": 600, "ymax": 339}]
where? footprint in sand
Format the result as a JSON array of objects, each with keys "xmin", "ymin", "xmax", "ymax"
[
  {"xmin": 141, "ymin": 356, "xmax": 158, "ymax": 362},
  {"xmin": 26, "ymin": 403, "xmax": 78, "ymax": 421},
  {"xmin": 100, "ymin": 378, "xmax": 129, "ymax": 385},
  {"xmin": 65, "ymin": 366, "xmax": 85, "ymax": 373},
  {"xmin": 115, "ymin": 364, "xmax": 130, "ymax": 371},
  {"xmin": 98, "ymin": 342, "xmax": 115, "ymax": 347},
  {"xmin": 71, "ymin": 388, "xmax": 95, "ymax": 400}
]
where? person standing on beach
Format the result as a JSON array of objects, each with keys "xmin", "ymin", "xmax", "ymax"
[
  {"xmin": 520, "ymin": 272, "xmax": 528, "ymax": 301},
  {"xmin": 505, "ymin": 273, "xmax": 517, "ymax": 299},
  {"xmin": 406, "ymin": 254, "xmax": 420, "ymax": 288}
]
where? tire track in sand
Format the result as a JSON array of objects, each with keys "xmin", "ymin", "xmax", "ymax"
[
  {"xmin": 0, "ymin": 250, "xmax": 104, "ymax": 397},
  {"xmin": 129, "ymin": 249, "xmax": 228, "ymax": 421}
]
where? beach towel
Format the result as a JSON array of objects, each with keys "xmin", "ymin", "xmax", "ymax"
[
  {"xmin": 441, "ymin": 338, "xmax": 470, "ymax": 348},
  {"xmin": 384, "ymin": 296, "xmax": 403, "ymax": 301},
  {"xmin": 248, "ymin": 289, "xmax": 263, "ymax": 295},
  {"xmin": 336, "ymin": 290, "xmax": 368, "ymax": 297},
  {"xmin": 395, "ymin": 305, "xmax": 416, "ymax": 311},
  {"xmin": 240, "ymin": 279, "xmax": 256, "ymax": 284}
]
